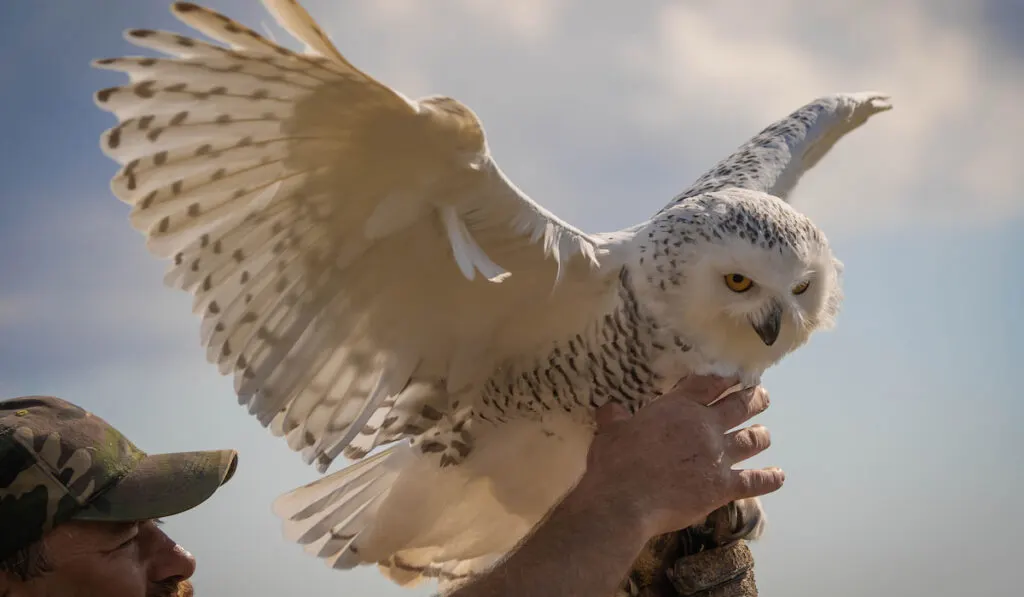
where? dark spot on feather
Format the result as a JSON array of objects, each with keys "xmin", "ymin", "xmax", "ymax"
[
  {"xmin": 187, "ymin": 203, "xmax": 200, "ymax": 217},
  {"xmin": 304, "ymin": 431, "xmax": 316, "ymax": 446},
  {"xmin": 382, "ymin": 416, "xmax": 398, "ymax": 428},
  {"xmin": 195, "ymin": 144, "xmax": 212, "ymax": 156},
  {"xmin": 420, "ymin": 405, "xmax": 443, "ymax": 421},
  {"xmin": 199, "ymin": 234, "xmax": 209, "ymax": 248},
  {"xmin": 174, "ymin": 252, "xmax": 184, "ymax": 266},
  {"xmin": 231, "ymin": 188, "xmax": 246, "ymax": 199},
  {"xmin": 451, "ymin": 441, "xmax": 471, "ymax": 458},
  {"xmin": 174, "ymin": 3, "xmax": 200, "ymax": 12},
  {"xmin": 140, "ymin": 190, "xmax": 158, "ymax": 209},
  {"xmin": 237, "ymin": 136, "xmax": 252, "ymax": 147},
  {"xmin": 170, "ymin": 111, "xmax": 188, "ymax": 125},
  {"xmin": 134, "ymin": 81, "xmax": 156, "ymax": 98},
  {"xmin": 420, "ymin": 441, "xmax": 445, "ymax": 453},
  {"xmin": 209, "ymin": 86, "xmax": 227, "ymax": 95},
  {"xmin": 251, "ymin": 89, "xmax": 269, "ymax": 100},
  {"xmin": 157, "ymin": 216, "xmax": 170, "ymax": 233},
  {"xmin": 96, "ymin": 87, "xmax": 118, "ymax": 103},
  {"xmin": 138, "ymin": 58, "xmax": 156, "ymax": 67},
  {"xmin": 224, "ymin": 23, "xmax": 242, "ymax": 34},
  {"xmin": 240, "ymin": 271, "xmax": 250, "ymax": 283},
  {"xmin": 138, "ymin": 115, "xmax": 154, "ymax": 130},
  {"xmin": 232, "ymin": 249, "xmax": 244, "ymax": 262},
  {"xmin": 212, "ymin": 240, "xmax": 222, "ymax": 253},
  {"xmin": 202, "ymin": 275, "xmax": 212, "ymax": 291},
  {"xmin": 208, "ymin": 301, "xmax": 220, "ymax": 315},
  {"xmin": 106, "ymin": 127, "xmax": 121, "ymax": 148},
  {"xmin": 171, "ymin": 180, "xmax": 183, "ymax": 195},
  {"xmin": 221, "ymin": 341, "xmax": 231, "ymax": 357},
  {"xmin": 174, "ymin": 35, "xmax": 195, "ymax": 47},
  {"xmin": 215, "ymin": 322, "xmax": 225, "ymax": 332},
  {"xmin": 165, "ymin": 82, "xmax": 187, "ymax": 93},
  {"xmin": 274, "ymin": 277, "xmax": 289, "ymax": 292},
  {"xmin": 146, "ymin": 128, "xmax": 163, "ymax": 142},
  {"xmin": 240, "ymin": 312, "xmax": 257, "ymax": 324},
  {"xmin": 212, "ymin": 168, "xmax": 226, "ymax": 180},
  {"xmin": 153, "ymin": 150, "xmax": 167, "ymax": 165}
]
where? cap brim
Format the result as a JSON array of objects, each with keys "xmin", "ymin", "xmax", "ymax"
[{"xmin": 72, "ymin": 449, "xmax": 238, "ymax": 522}]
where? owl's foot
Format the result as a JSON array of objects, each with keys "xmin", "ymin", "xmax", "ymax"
[{"xmin": 705, "ymin": 498, "xmax": 766, "ymax": 546}]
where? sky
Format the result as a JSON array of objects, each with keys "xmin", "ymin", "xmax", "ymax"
[{"xmin": 1, "ymin": 0, "xmax": 1022, "ymax": 595}]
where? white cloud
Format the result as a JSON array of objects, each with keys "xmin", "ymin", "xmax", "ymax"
[
  {"xmin": 614, "ymin": 0, "xmax": 1024, "ymax": 236},
  {"xmin": 289, "ymin": 0, "xmax": 1024, "ymax": 239}
]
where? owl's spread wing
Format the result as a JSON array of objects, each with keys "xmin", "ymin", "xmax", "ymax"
[
  {"xmin": 670, "ymin": 92, "xmax": 892, "ymax": 205},
  {"xmin": 93, "ymin": 0, "xmax": 605, "ymax": 471}
]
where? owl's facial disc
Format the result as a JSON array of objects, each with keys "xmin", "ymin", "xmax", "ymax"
[{"xmin": 748, "ymin": 299, "xmax": 783, "ymax": 346}]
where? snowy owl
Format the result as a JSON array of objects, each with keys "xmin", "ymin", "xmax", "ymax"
[{"xmin": 92, "ymin": 0, "xmax": 891, "ymax": 590}]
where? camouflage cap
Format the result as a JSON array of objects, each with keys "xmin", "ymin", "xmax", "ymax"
[{"xmin": 0, "ymin": 396, "xmax": 237, "ymax": 563}]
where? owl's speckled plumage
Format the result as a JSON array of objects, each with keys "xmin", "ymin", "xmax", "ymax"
[{"xmin": 91, "ymin": 0, "xmax": 891, "ymax": 590}]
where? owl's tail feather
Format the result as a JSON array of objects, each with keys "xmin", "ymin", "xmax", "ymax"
[
  {"xmin": 273, "ymin": 414, "xmax": 595, "ymax": 588},
  {"xmin": 272, "ymin": 444, "xmax": 414, "ymax": 565}
]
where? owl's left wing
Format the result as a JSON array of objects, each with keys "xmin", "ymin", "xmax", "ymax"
[
  {"xmin": 668, "ymin": 92, "xmax": 892, "ymax": 206},
  {"xmin": 92, "ymin": 0, "xmax": 608, "ymax": 472}
]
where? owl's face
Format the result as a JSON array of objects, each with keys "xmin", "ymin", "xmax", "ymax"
[{"xmin": 638, "ymin": 189, "xmax": 842, "ymax": 375}]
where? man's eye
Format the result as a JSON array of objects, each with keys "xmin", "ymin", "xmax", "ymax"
[{"xmin": 117, "ymin": 535, "xmax": 138, "ymax": 550}]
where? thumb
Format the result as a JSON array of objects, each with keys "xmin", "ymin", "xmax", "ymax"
[
  {"xmin": 594, "ymin": 401, "xmax": 631, "ymax": 430},
  {"xmin": 670, "ymin": 374, "xmax": 742, "ymax": 407}
]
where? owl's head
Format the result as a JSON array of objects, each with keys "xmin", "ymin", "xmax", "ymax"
[{"xmin": 636, "ymin": 188, "xmax": 842, "ymax": 374}]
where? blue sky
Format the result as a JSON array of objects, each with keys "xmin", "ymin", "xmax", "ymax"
[{"xmin": 1, "ymin": 1, "xmax": 1021, "ymax": 595}]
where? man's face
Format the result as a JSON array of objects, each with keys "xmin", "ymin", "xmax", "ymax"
[{"xmin": 2, "ymin": 520, "xmax": 195, "ymax": 597}]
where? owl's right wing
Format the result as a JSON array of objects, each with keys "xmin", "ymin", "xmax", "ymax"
[
  {"xmin": 92, "ymin": 0, "xmax": 610, "ymax": 472},
  {"xmin": 668, "ymin": 92, "xmax": 892, "ymax": 207}
]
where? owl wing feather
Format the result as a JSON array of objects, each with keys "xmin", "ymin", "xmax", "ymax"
[
  {"xmin": 93, "ymin": 0, "xmax": 607, "ymax": 472},
  {"xmin": 670, "ymin": 92, "xmax": 892, "ymax": 205}
]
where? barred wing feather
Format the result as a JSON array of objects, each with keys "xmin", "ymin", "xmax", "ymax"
[{"xmin": 93, "ymin": 0, "xmax": 603, "ymax": 472}]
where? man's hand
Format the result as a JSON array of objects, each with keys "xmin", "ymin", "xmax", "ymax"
[
  {"xmin": 446, "ymin": 375, "xmax": 782, "ymax": 597},
  {"xmin": 581, "ymin": 375, "xmax": 783, "ymax": 540}
]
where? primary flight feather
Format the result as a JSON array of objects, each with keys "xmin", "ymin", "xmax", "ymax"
[{"xmin": 92, "ymin": 0, "xmax": 891, "ymax": 590}]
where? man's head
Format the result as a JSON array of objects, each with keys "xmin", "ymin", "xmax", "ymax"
[{"xmin": 0, "ymin": 396, "xmax": 237, "ymax": 597}]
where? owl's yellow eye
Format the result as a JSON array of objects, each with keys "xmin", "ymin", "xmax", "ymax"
[
  {"xmin": 724, "ymin": 274, "xmax": 754, "ymax": 293},
  {"xmin": 792, "ymin": 280, "xmax": 811, "ymax": 295}
]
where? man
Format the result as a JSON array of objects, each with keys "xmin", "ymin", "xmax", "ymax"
[
  {"xmin": 0, "ymin": 375, "xmax": 780, "ymax": 597},
  {"xmin": 0, "ymin": 396, "xmax": 238, "ymax": 597}
]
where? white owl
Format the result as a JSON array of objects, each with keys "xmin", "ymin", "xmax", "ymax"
[{"xmin": 92, "ymin": 0, "xmax": 891, "ymax": 590}]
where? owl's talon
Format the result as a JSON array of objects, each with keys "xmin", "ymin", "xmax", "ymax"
[{"xmin": 707, "ymin": 498, "xmax": 766, "ymax": 546}]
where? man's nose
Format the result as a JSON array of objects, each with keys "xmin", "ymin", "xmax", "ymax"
[{"xmin": 145, "ymin": 524, "xmax": 197, "ymax": 583}]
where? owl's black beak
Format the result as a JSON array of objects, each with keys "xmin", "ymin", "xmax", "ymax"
[{"xmin": 751, "ymin": 301, "xmax": 782, "ymax": 346}]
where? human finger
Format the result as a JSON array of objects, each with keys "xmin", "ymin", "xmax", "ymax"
[
  {"xmin": 730, "ymin": 467, "xmax": 786, "ymax": 500},
  {"xmin": 595, "ymin": 401, "xmax": 630, "ymax": 430},
  {"xmin": 669, "ymin": 374, "xmax": 742, "ymax": 407},
  {"xmin": 724, "ymin": 424, "xmax": 771, "ymax": 464},
  {"xmin": 712, "ymin": 386, "xmax": 769, "ymax": 429}
]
